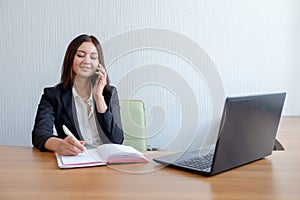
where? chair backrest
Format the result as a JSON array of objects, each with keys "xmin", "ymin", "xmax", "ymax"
[{"xmin": 119, "ymin": 100, "xmax": 147, "ymax": 151}]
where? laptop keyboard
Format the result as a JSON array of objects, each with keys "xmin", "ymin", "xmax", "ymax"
[{"xmin": 176, "ymin": 153, "xmax": 213, "ymax": 170}]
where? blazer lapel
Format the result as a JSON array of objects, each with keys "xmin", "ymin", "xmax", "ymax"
[
  {"xmin": 61, "ymin": 87, "xmax": 84, "ymax": 140},
  {"xmin": 61, "ymin": 88, "xmax": 76, "ymax": 127}
]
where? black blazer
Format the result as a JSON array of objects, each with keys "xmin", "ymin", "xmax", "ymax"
[{"xmin": 32, "ymin": 83, "xmax": 124, "ymax": 151}]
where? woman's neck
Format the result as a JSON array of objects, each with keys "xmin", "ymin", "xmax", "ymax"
[{"xmin": 73, "ymin": 78, "xmax": 91, "ymax": 102}]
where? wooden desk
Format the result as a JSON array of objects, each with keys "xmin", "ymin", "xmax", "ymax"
[{"xmin": 0, "ymin": 117, "xmax": 299, "ymax": 200}]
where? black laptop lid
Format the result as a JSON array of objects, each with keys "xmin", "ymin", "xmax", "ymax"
[{"xmin": 211, "ymin": 93, "xmax": 286, "ymax": 175}]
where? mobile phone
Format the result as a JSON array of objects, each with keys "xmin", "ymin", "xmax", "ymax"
[{"xmin": 91, "ymin": 71, "xmax": 99, "ymax": 86}]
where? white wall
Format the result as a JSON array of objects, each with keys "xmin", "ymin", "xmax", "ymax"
[{"xmin": 1, "ymin": 0, "xmax": 299, "ymax": 150}]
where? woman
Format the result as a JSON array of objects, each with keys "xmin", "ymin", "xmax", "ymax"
[{"xmin": 32, "ymin": 34, "xmax": 123, "ymax": 156}]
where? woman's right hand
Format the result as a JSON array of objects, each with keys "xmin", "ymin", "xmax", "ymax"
[{"xmin": 44, "ymin": 137, "xmax": 85, "ymax": 156}]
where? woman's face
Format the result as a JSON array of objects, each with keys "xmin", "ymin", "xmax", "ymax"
[{"xmin": 72, "ymin": 42, "xmax": 99, "ymax": 79}]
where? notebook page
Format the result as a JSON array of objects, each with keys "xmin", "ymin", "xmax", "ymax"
[
  {"xmin": 96, "ymin": 144, "xmax": 143, "ymax": 160},
  {"xmin": 60, "ymin": 149, "xmax": 104, "ymax": 165}
]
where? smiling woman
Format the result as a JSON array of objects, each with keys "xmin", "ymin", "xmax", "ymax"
[
  {"xmin": 31, "ymin": 34, "xmax": 124, "ymax": 156},
  {"xmin": 73, "ymin": 42, "xmax": 99, "ymax": 78}
]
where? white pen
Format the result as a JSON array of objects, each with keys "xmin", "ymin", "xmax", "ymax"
[{"xmin": 62, "ymin": 125, "xmax": 85, "ymax": 150}]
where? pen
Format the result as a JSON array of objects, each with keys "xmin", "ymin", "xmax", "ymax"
[{"xmin": 62, "ymin": 125, "xmax": 85, "ymax": 150}]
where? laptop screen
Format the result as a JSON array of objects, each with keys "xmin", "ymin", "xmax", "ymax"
[
  {"xmin": 211, "ymin": 93, "xmax": 286, "ymax": 175},
  {"xmin": 153, "ymin": 93, "xmax": 286, "ymax": 176}
]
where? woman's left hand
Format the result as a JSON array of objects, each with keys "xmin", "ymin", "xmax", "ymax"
[{"xmin": 93, "ymin": 64, "xmax": 108, "ymax": 113}]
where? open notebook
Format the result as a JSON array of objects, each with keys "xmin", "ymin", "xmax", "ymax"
[{"xmin": 55, "ymin": 144, "xmax": 148, "ymax": 169}]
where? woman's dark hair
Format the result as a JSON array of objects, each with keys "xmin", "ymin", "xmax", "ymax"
[{"xmin": 60, "ymin": 34, "xmax": 111, "ymax": 96}]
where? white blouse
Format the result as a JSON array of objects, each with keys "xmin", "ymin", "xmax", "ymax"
[{"xmin": 72, "ymin": 87, "xmax": 102, "ymax": 148}]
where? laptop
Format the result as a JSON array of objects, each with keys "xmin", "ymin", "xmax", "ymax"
[{"xmin": 153, "ymin": 93, "xmax": 286, "ymax": 176}]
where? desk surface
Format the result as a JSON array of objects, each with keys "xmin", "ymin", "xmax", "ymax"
[{"xmin": 1, "ymin": 117, "xmax": 300, "ymax": 200}]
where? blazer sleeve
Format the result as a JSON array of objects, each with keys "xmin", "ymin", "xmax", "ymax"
[
  {"xmin": 96, "ymin": 86, "xmax": 124, "ymax": 144},
  {"xmin": 31, "ymin": 88, "xmax": 57, "ymax": 151}
]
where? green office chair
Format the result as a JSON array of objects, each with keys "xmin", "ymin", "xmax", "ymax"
[{"xmin": 119, "ymin": 100, "xmax": 147, "ymax": 151}]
